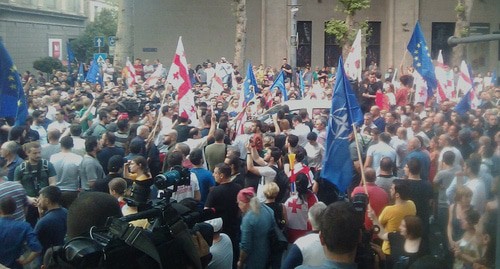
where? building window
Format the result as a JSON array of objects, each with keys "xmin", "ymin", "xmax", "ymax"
[
  {"xmin": 20, "ymin": 0, "xmax": 34, "ymax": 5},
  {"xmin": 66, "ymin": 0, "xmax": 78, "ymax": 13},
  {"xmin": 324, "ymin": 23, "xmax": 341, "ymax": 67},
  {"xmin": 297, "ymin": 21, "xmax": 312, "ymax": 67},
  {"xmin": 431, "ymin": 22, "xmax": 455, "ymax": 65},
  {"xmin": 45, "ymin": 0, "xmax": 56, "ymax": 9},
  {"xmin": 366, "ymin": 21, "xmax": 381, "ymax": 69}
]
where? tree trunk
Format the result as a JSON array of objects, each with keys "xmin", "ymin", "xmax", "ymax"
[
  {"xmin": 113, "ymin": 0, "xmax": 134, "ymax": 69},
  {"xmin": 234, "ymin": 0, "xmax": 247, "ymax": 69},
  {"xmin": 451, "ymin": 0, "xmax": 474, "ymax": 67},
  {"xmin": 342, "ymin": 14, "xmax": 354, "ymax": 60}
]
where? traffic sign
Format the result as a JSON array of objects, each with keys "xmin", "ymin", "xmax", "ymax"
[
  {"xmin": 94, "ymin": 53, "xmax": 107, "ymax": 65},
  {"xmin": 108, "ymin": 36, "xmax": 116, "ymax": 47},
  {"xmin": 94, "ymin": 36, "xmax": 105, "ymax": 47}
]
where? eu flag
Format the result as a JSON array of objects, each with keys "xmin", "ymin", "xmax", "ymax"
[
  {"xmin": 77, "ymin": 63, "xmax": 84, "ymax": 82},
  {"xmin": 0, "ymin": 42, "xmax": 28, "ymax": 126},
  {"xmin": 269, "ymin": 70, "xmax": 287, "ymax": 101},
  {"xmin": 85, "ymin": 60, "xmax": 102, "ymax": 86},
  {"xmin": 320, "ymin": 57, "xmax": 363, "ymax": 194},
  {"xmin": 407, "ymin": 21, "xmax": 437, "ymax": 98},
  {"xmin": 242, "ymin": 63, "xmax": 258, "ymax": 105}
]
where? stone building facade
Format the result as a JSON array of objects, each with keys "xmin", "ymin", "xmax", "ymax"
[{"xmin": 132, "ymin": 0, "xmax": 499, "ymax": 73}]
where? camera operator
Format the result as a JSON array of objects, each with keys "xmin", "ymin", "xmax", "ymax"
[{"xmin": 296, "ymin": 201, "xmax": 362, "ymax": 269}]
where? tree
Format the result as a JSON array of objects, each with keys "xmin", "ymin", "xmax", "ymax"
[
  {"xmin": 70, "ymin": 9, "xmax": 117, "ymax": 63},
  {"xmin": 325, "ymin": 0, "xmax": 370, "ymax": 60},
  {"xmin": 113, "ymin": 0, "xmax": 134, "ymax": 69},
  {"xmin": 233, "ymin": 0, "xmax": 247, "ymax": 69},
  {"xmin": 33, "ymin": 57, "xmax": 64, "ymax": 76},
  {"xmin": 451, "ymin": 0, "xmax": 474, "ymax": 67}
]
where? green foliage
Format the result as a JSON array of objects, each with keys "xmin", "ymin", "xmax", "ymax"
[
  {"xmin": 455, "ymin": 3, "xmax": 465, "ymax": 13},
  {"xmin": 325, "ymin": 20, "xmax": 349, "ymax": 45},
  {"xmin": 70, "ymin": 9, "xmax": 117, "ymax": 63},
  {"xmin": 339, "ymin": 0, "xmax": 371, "ymax": 15},
  {"xmin": 33, "ymin": 57, "xmax": 64, "ymax": 74},
  {"xmin": 325, "ymin": 20, "xmax": 371, "ymax": 46},
  {"xmin": 459, "ymin": 26, "xmax": 470, "ymax": 37},
  {"xmin": 326, "ymin": 0, "xmax": 371, "ymax": 47}
]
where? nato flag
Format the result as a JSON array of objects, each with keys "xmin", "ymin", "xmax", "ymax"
[{"xmin": 320, "ymin": 57, "xmax": 363, "ymax": 194}]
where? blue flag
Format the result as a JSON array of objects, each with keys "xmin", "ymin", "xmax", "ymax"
[
  {"xmin": 0, "ymin": 42, "xmax": 28, "ymax": 126},
  {"xmin": 320, "ymin": 57, "xmax": 363, "ymax": 194},
  {"xmin": 407, "ymin": 21, "xmax": 437, "ymax": 98},
  {"xmin": 299, "ymin": 70, "xmax": 305, "ymax": 98},
  {"xmin": 77, "ymin": 63, "xmax": 84, "ymax": 82},
  {"xmin": 491, "ymin": 69, "xmax": 497, "ymax": 86},
  {"xmin": 242, "ymin": 63, "xmax": 258, "ymax": 104},
  {"xmin": 269, "ymin": 70, "xmax": 287, "ymax": 101},
  {"xmin": 85, "ymin": 60, "xmax": 102, "ymax": 86},
  {"xmin": 66, "ymin": 42, "xmax": 76, "ymax": 66},
  {"xmin": 454, "ymin": 90, "xmax": 471, "ymax": 115}
]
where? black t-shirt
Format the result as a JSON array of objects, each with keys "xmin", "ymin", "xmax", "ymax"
[
  {"xmin": 281, "ymin": 64, "xmax": 293, "ymax": 80},
  {"xmin": 389, "ymin": 232, "xmax": 427, "ymax": 269},
  {"xmin": 204, "ymin": 182, "xmax": 242, "ymax": 238},
  {"xmin": 97, "ymin": 147, "xmax": 125, "ymax": 174},
  {"xmin": 406, "ymin": 179, "xmax": 433, "ymax": 226},
  {"xmin": 175, "ymin": 124, "xmax": 193, "ymax": 143}
]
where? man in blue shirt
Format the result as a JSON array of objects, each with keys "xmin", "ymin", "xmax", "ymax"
[
  {"xmin": 34, "ymin": 186, "xmax": 67, "ymax": 255},
  {"xmin": 402, "ymin": 137, "xmax": 431, "ymax": 181},
  {"xmin": 0, "ymin": 196, "xmax": 42, "ymax": 269},
  {"xmin": 297, "ymin": 201, "xmax": 360, "ymax": 269}
]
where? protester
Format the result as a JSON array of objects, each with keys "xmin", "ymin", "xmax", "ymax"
[{"xmin": 0, "ymin": 50, "xmax": 497, "ymax": 269}]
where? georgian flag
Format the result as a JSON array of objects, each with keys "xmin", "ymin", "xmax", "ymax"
[
  {"xmin": 143, "ymin": 64, "xmax": 163, "ymax": 88},
  {"xmin": 210, "ymin": 73, "xmax": 224, "ymax": 96},
  {"xmin": 413, "ymin": 71, "xmax": 428, "ymax": 105},
  {"xmin": 344, "ymin": 29, "xmax": 362, "ymax": 82},
  {"xmin": 456, "ymin": 60, "xmax": 480, "ymax": 109},
  {"xmin": 166, "ymin": 37, "xmax": 195, "ymax": 119},
  {"xmin": 435, "ymin": 50, "xmax": 449, "ymax": 103},
  {"xmin": 125, "ymin": 57, "xmax": 136, "ymax": 89}
]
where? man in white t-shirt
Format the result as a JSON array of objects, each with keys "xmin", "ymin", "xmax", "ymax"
[{"xmin": 246, "ymin": 144, "xmax": 281, "ymax": 202}]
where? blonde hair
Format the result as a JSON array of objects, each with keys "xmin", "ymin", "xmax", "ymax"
[{"xmin": 263, "ymin": 182, "xmax": 280, "ymax": 199}]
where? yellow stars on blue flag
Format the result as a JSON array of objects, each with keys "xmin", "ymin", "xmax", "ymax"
[
  {"xmin": 0, "ymin": 42, "xmax": 28, "ymax": 125},
  {"xmin": 407, "ymin": 21, "xmax": 437, "ymax": 93}
]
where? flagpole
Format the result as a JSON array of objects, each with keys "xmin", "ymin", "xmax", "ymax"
[
  {"xmin": 351, "ymin": 123, "xmax": 369, "ymax": 196},
  {"xmin": 398, "ymin": 50, "xmax": 408, "ymax": 75}
]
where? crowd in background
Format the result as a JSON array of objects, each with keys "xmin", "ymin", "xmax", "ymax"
[{"xmin": 0, "ymin": 56, "xmax": 498, "ymax": 269}]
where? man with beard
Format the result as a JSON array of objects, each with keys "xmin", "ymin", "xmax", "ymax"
[
  {"xmin": 161, "ymin": 129, "xmax": 178, "ymax": 172},
  {"xmin": 360, "ymin": 72, "xmax": 382, "ymax": 113}
]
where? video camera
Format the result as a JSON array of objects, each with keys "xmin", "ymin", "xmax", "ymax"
[
  {"xmin": 351, "ymin": 193, "xmax": 379, "ymax": 269},
  {"xmin": 47, "ymin": 166, "xmax": 215, "ymax": 269}
]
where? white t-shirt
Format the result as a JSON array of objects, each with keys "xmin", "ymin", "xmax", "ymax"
[
  {"xmin": 255, "ymin": 165, "xmax": 277, "ymax": 202},
  {"xmin": 170, "ymin": 172, "xmax": 200, "ymax": 202}
]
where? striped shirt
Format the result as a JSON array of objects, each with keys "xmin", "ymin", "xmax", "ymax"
[{"xmin": 0, "ymin": 179, "xmax": 28, "ymax": 221}]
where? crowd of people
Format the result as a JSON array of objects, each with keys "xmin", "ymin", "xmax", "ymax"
[{"xmin": 0, "ymin": 56, "xmax": 498, "ymax": 269}]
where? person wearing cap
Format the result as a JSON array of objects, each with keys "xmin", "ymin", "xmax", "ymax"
[
  {"xmin": 205, "ymin": 218, "xmax": 233, "ymax": 269},
  {"xmin": 237, "ymin": 187, "xmax": 274, "ymax": 269},
  {"xmin": 94, "ymin": 155, "xmax": 125, "ymax": 194}
]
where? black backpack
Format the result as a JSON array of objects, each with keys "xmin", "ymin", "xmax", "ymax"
[{"xmin": 270, "ymin": 166, "xmax": 290, "ymax": 203}]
